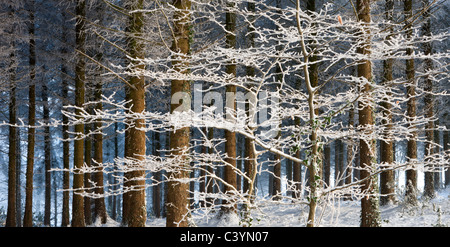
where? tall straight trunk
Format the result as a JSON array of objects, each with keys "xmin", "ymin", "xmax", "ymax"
[
  {"xmin": 122, "ymin": 0, "xmax": 147, "ymax": 227},
  {"xmin": 24, "ymin": 0, "xmax": 36, "ymax": 227},
  {"xmin": 60, "ymin": 8, "xmax": 71, "ymax": 226},
  {"xmin": 356, "ymin": 0, "xmax": 381, "ymax": 227},
  {"xmin": 223, "ymin": 1, "xmax": 237, "ymax": 211},
  {"xmin": 61, "ymin": 58, "xmax": 71, "ymax": 227},
  {"xmin": 166, "ymin": 0, "xmax": 192, "ymax": 227},
  {"xmin": 93, "ymin": 59, "xmax": 107, "ymax": 224},
  {"xmin": 84, "ymin": 121, "xmax": 92, "ymax": 225},
  {"xmin": 380, "ymin": 0, "xmax": 396, "ymax": 206},
  {"xmin": 404, "ymin": 0, "xmax": 418, "ymax": 206},
  {"xmin": 5, "ymin": 6, "xmax": 17, "ymax": 226},
  {"xmin": 444, "ymin": 130, "xmax": 449, "ymax": 187},
  {"xmin": 43, "ymin": 79, "xmax": 52, "ymax": 226},
  {"xmin": 72, "ymin": 0, "xmax": 86, "ymax": 227},
  {"xmin": 6, "ymin": 51, "xmax": 17, "ymax": 227},
  {"xmin": 111, "ymin": 122, "xmax": 119, "ymax": 220},
  {"xmin": 152, "ymin": 130, "xmax": 161, "ymax": 218},
  {"xmin": 422, "ymin": 0, "xmax": 435, "ymax": 199},
  {"xmin": 243, "ymin": 0, "xmax": 257, "ymax": 204}
]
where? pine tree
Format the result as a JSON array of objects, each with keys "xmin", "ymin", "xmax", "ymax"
[
  {"xmin": 122, "ymin": 0, "xmax": 147, "ymax": 227},
  {"xmin": 23, "ymin": 0, "xmax": 36, "ymax": 227},
  {"xmin": 380, "ymin": 0, "xmax": 396, "ymax": 206},
  {"xmin": 404, "ymin": 0, "xmax": 418, "ymax": 206},
  {"xmin": 166, "ymin": 0, "xmax": 192, "ymax": 227},
  {"xmin": 356, "ymin": 0, "xmax": 381, "ymax": 227},
  {"xmin": 72, "ymin": 0, "xmax": 86, "ymax": 227}
]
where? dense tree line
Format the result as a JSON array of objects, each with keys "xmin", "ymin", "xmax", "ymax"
[{"xmin": 0, "ymin": 0, "xmax": 448, "ymax": 227}]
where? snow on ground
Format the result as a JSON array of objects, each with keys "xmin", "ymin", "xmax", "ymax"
[{"xmin": 137, "ymin": 187, "xmax": 450, "ymax": 227}]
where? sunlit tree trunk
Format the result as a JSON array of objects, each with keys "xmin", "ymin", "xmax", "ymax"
[
  {"xmin": 166, "ymin": 0, "xmax": 192, "ymax": 227},
  {"xmin": 122, "ymin": 0, "xmax": 147, "ymax": 227},
  {"xmin": 356, "ymin": 0, "xmax": 381, "ymax": 227}
]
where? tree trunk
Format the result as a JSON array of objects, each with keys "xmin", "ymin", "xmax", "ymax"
[
  {"xmin": 23, "ymin": 0, "xmax": 36, "ymax": 227},
  {"xmin": 444, "ymin": 129, "xmax": 449, "ymax": 187},
  {"xmin": 379, "ymin": 0, "xmax": 396, "ymax": 206},
  {"xmin": 166, "ymin": 0, "xmax": 192, "ymax": 227},
  {"xmin": 72, "ymin": 0, "xmax": 86, "ymax": 227},
  {"xmin": 93, "ymin": 59, "xmax": 107, "ymax": 225},
  {"xmin": 153, "ymin": 130, "xmax": 161, "ymax": 218},
  {"xmin": 243, "ymin": 2, "xmax": 256, "ymax": 205},
  {"xmin": 356, "ymin": 0, "xmax": 381, "ymax": 227},
  {"xmin": 122, "ymin": 0, "xmax": 147, "ymax": 227},
  {"xmin": 422, "ymin": 0, "xmax": 436, "ymax": 199},
  {"xmin": 84, "ymin": 121, "xmax": 92, "ymax": 225},
  {"xmin": 43, "ymin": 77, "xmax": 52, "ymax": 226},
  {"xmin": 404, "ymin": 0, "xmax": 418, "ymax": 206},
  {"xmin": 324, "ymin": 144, "xmax": 331, "ymax": 187},
  {"xmin": 6, "ymin": 52, "xmax": 17, "ymax": 227},
  {"xmin": 223, "ymin": 1, "xmax": 238, "ymax": 211}
]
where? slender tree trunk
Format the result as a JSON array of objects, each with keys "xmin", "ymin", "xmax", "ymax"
[
  {"xmin": 223, "ymin": 1, "xmax": 238, "ymax": 212},
  {"xmin": 444, "ymin": 129, "xmax": 449, "ymax": 187},
  {"xmin": 122, "ymin": 0, "xmax": 147, "ymax": 227},
  {"xmin": 422, "ymin": 0, "xmax": 436, "ymax": 199},
  {"xmin": 404, "ymin": 0, "xmax": 418, "ymax": 206},
  {"xmin": 111, "ymin": 122, "xmax": 119, "ymax": 220},
  {"xmin": 93, "ymin": 59, "xmax": 107, "ymax": 224},
  {"xmin": 166, "ymin": 0, "xmax": 192, "ymax": 227},
  {"xmin": 324, "ymin": 144, "xmax": 331, "ymax": 187},
  {"xmin": 153, "ymin": 130, "xmax": 161, "ymax": 218},
  {"xmin": 72, "ymin": 0, "xmax": 86, "ymax": 227},
  {"xmin": 60, "ymin": 8, "xmax": 71, "ymax": 226},
  {"xmin": 356, "ymin": 0, "xmax": 381, "ymax": 227},
  {"xmin": 23, "ymin": 0, "xmax": 36, "ymax": 227},
  {"xmin": 243, "ymin": 0, "xmax": 257, "ymax": 206},
  {"xmin": 5, "ymin": 4, "xmax": 17, "ymax": 227},
  {"xmin": 6, "ymin": 57, "xmax": 17, "ymax": 227},
  {"xmin": 84, "ymin": 120, "xmax": 92, "ymax": 226},
  {"xmin": 380, "ymin": 0, "xmax": 396, "ymax": 206},
  {"xmin": 43, "ymin": 77, "xmax": 52, "ymax": 226}
]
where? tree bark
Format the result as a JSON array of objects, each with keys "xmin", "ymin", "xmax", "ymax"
[
  {"xmin": 93, "ymin": 58, "xmax": 107, "ymax": 224},
  {"xmin": 43, "ymin": 76, "xmax": 52, "ymax": 226},
  {"xmin": 166, "ymin": 0, "xmax": 192, "ymax": 227},
  {"xmin": 356, "ymin": 0, "xmax": 381, "ymax": 227},
  {"xmin": 422, "ymin": 0, "xmax": 436, "ymax": 199},
  {"xmin": 380, "ymin": 0, "xmax": 396, "ymax": 206},
  {"xmin": 223, "ymin": 1, "xmax": 238, "ymax": 211},
  {"xmin": 23, "ymin": 0, "xmax": 36, "ymax": 227},
  {"xmin": 404, "ymin": 0, "xmax": 418, "ymax": 206},
  {"xmin": 72, "ymin": 0, "xmax": 86, "ymax": 227},
  {"xmin": 6, "ymin": 49, "xmax": 17, "ymax": 228},
  {"xmin": 122, "ymin": 0, "xmax": 147, "ymax": 227}
]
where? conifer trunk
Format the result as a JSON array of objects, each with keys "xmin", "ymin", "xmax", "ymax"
[
  {"xmin": 223, "ymin": 1, "xmax": 237, "ymax": 211},
  {"xmin": 122, "ymin": 0, "xmax": 147, "ymax": 227},
  {"xmin": 24, "ymin": 0, "xmax": 36, "ymax": 227},
  {"xmin": 166, "ymin": 0, "xmax": 192, "ymax": 227},
  {"xmin": 72, "ymin": 0, "xmax": 86, "ymax": 227},
  {"xmin": 404, "ymin": 0, "xmax": 418, "ymax": 205},
  {"xmin": 356, "ymin": 0, "xmax": 381, "ymax": 227},
  {"xmin": 422, "ymin": 0, "xmax": 436, "ymax": 199},
  {"xmin": 380, "ymin": 0, "xmax": 395, "ymax": 206}
]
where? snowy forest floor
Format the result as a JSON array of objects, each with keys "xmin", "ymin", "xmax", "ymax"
[{"xmin": 96, "ymin": 187, "xmax": 450, "ymax": 227}]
